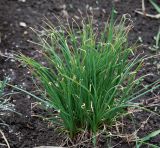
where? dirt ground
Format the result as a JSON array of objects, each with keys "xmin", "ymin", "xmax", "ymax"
[{"xmin": 0, "ymin": 0, "xmax": 160, "ymax": 147}]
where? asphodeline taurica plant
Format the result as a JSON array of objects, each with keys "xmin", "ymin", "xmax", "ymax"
[{"xmin": 18, "ymin": 14, "xmax": 160, "ymax": 144}]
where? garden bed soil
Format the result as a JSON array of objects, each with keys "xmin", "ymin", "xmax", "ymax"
[{"xmin": 0, "ymin": 0, "xmax": 160, "ymax": 147}]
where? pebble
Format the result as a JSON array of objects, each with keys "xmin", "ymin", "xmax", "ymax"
[
  {"xmin": 138, "ymin": 36, "xmax": 143, "ymax": 43},
  {"xmin": 61, "ymin": 10, "xmax": 69, "ymax": 18},
  {"xmin": 157, "ymin": 63, "xmax": 160, "ymax": 70},
  {"xmin": 26, "ymin": 95, "xmax": 31, "ymax": 99},
  {"xmin": 69, "ymin": 4, "xmax": 73, "ymax": 9},
  {"xmin": 23, "ymin": 31, "xmax": 28, "ymax": 35},
  {"xmin": 18, "ymin": 0, "xmax": 26, "ymax": 2},
  {"xmin": 59, "ymin": 4, "xmax": 66, "ymax": 10},
  {"xmin": 19, "ymin": 22, "xmax": 27, "ymax": 27}
]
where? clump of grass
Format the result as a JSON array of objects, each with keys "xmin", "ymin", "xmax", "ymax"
[{"xmin": 18, "ymin": 14, "xmax": 159, "ymax": 142}]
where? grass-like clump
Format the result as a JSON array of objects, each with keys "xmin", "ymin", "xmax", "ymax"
[{"xmin": 18, "ymin": 14, "xmax": 159, "ymax": 142}]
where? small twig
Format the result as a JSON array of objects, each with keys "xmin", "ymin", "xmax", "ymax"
[
  {"xmin": 112, "ymin": 140, "xmax": 123, "ymax": 148},
  {"xmin": 0, "ymin": 143, "xmax": 7, "ymax": 146},
  {"xmin": 135, "ymin": 10, "xmax": 160, "ymax": 19},
  {"xmin": 140, "ymin": 113, "xmax": 152, "ymax": 130},
  {"xmin": 142, "ymin": 0, "xmax": 146, "ymax": 14},
  {"xmin": 0, "ymin": 130, "xmax": 10, "ymax": 148}
]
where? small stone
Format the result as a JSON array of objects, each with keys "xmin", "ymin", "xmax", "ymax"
[
  {"xmin": 12, "ymin": 100, "xmax": 16, "ymax": 103},
  {"xmin": 19, "ymin": 22, "xmax": 27, "ymax": 27},
  {"xmin": 61, "ymin": 10, "xmax": 69, "ymax": 18},
  {"xmin": 59, "ymin": 4, "xmax": 66, "ymax": 10},
  {"xmin": 10, "ymin": 59, "xmax": 15, "ymax": 62},
  {"xmin": 26, "ymin": 95, "xmax": 31, "ymax": 99},
  {"xmin": 23, "ymin": 31, "xmax": 28, "ymax": 35},
  {"xmin": 18, "ymin": 0, "xmax": 26, "ymax": 2},
  {"xmin": 157, "ymin": 63, "xmax": 160, "ymax": 70},
  {"xmin": 86, "ymin": 4, "xmax": 89, "ymax": 9},
  {"xmin": 69, "ymin": 4, "xmax": 73, "ymax": 9},
  {"xmin": 138, "ymin": 36, "xmax": 143, "ymax": 43}
]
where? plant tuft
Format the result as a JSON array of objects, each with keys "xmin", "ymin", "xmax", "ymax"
[{"xmin": 18, "ymin": 14, "xmax": 159, "ymax": 141}]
